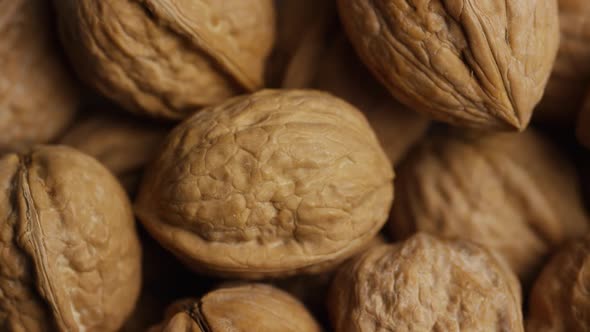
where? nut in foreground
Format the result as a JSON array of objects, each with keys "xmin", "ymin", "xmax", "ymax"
[{"xmin": 135, "ymin": 89, "xmax": 394, "ymax": 278}]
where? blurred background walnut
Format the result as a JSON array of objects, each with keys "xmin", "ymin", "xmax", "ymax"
[
  {"xmin": 148, "ymin": 284, "xmax": 322, "ymax": 332},
  {"xmin": 390, "ymin": 129, "xmax": 589, "ymax": 283},
  {"xmin": 337, "ymin": 0, "xmax": 559, "ymax": 130},
  {"xmin": 527, "ymin": 234, "xmax": 590, "ymax": 331},
  {"xmin": 54, "ymin": 0, "xmax": 276, "ymax": 120},
  {"xmin": 59, "ymin": 110, "xmax": 170, "ymax": 194},
  {"xmin": 0, "ymin": 146, "xmax": 141, "ymax": 332},
  {"xmin": 328, "ymin": 233, "xmax": 524, "ymax": 332},
  {"xmin": 0, "ymin": 0, "xmax": 79, "ymax": 151},
  {"xmin": 135, "ymin": 90, "xmax": 393, "ymax": 278}
]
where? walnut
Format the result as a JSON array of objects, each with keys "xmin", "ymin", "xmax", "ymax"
[
  {"xmin": 54, "ymin": 0, "xmax": 275, "ymax": 120},
  {"xmin": 59, "ymin": 111, "xmax": 170, "ymax": 194},
  {"xmin": 148, "ymin": 284, "xmax": 322, "ymax": 332},
  {"xmin": 313, "ymin": 36, "xmax": 430, "ymax": 165},
  {"xmin": 535, "ymin": 0, "xmax": 590, "ymax": 127},
  {"xmin": 135, "ymin": 89, "xmax": 394, "ymax": 278},
  {"xmin": 0, "ymin": 146, "xmax": 141, "ymax": 332},
  {"xmin": 0, "ymin": 0, "xmax": 79, "ymax": 151},
  {"xmin": 526, "ymin": 234, "xmax": 590, "ymax": 332},
  {"xmin": 389, "ymin": 129, "xmax": 589, "ymax": 283},
  {"xmin": 337, "ymin": 0, "xmax": 559, "ymax": 130},
  {"xmin": 328, "ymin": 233, "xmax": 523, "ymax": 331}
]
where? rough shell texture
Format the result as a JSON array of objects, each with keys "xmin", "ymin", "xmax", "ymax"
[
  {"xmin": 0, "ymin": 146, "xmax": 141, "ymax": 332},
  {"xmin": 535, "ymin": 0, "xmax": 590, "ymax": 126},
  {"xmin": 135, "ymin": 89, "xmax": 394, "ymax": 278},
  {"xmin": 54, "ymin": 0, "xmax": 275, "ymax": 119},
  {"xmin": 0, "ymin": 0, "xmax": 78, "ymax": 151},
  {"xmin": 328, "ymin": 233, "xmax": 523, "ymax": 332},
  {"xmin": 337, "ymin": 0, "xmax": 559, "ymax": 130},
  {"xmin": 314, "ymin": 36, "xmax": 430, "ymax": 165},
  {"xmin": 527, "ymin": 235, "xmax": 590, "ymax": 332},
  {"xmin": 59, "ymin": 111, "xmax": 170, "ymax": 193},
  {"xmin": 148, "ymin": 284, "xmax": 322, "ymax": 332},
  {"xmin": 577, "ymin": 92, "xmax": 590, "ymax": 149},
  {"xmin": 390, "ymin": 129, "xmax": 589, "ymax": 282}
]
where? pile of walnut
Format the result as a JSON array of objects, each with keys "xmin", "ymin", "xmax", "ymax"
[{"xmin": 1, "ymin": 0, "xmax": 590, "ymax": 331}]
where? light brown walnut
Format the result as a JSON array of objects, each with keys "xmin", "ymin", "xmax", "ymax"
[
  {"xmin": 54, "ymin": 0, "xmax": 275, "ymax": 120},
  {"xmin": 389, "ymin": 129, "xmax": 589, "ymax": 283},
  {"xmin": 59, "ymin": 111, "xmax": 170, "ymax": 193},
  {"xmin": 527, "ymin": 234, "xmax": 590, "ymax": 332},
  {"xmin": 0, "ymin": 146, "xmax": 141, "ymax": 332},
  {"xmin": 328, "ymin": 233, "xmax": 523, "ymax": 332},
  {"xmin": 135, "ymin": 89, "xmax": 394, "ymax": 278},
  {"xmin": 535, "ymin": 0, "xmax": 590, "ymax": 127},
  {"xmin": 0, "ymin": 0, "xmax": 78, "ymax": 151},
  {"xmin": 148, "ymin": 284, "xmax": 322, "ymax": 332},
  {"xmin": 337, "ymin": 0, "xmax": 559, "ymax": 131}
]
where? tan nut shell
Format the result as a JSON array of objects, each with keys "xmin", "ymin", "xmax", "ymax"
[
  {"xmin": 0, "ymin": 146, "xmax": 141, "ymax": 332},
  {"xmin": 527, "ymin": 235, "xmax": 590, "ymax": 332},
  {"xmin": 54, "ymin": 0, "xmax": 275, "ymax": 119},
  {"xmin": 0, "ymin": 0, "xmax": 78, "ymax": 150},
  {"xmin": 328, "ymin": 233, "xmax": 523, "ymax": 332},
  {"xmin": 148, "ymin": 284, "xmax": 322, "ymax": 332},
  {"xmin": 535, "ymin": 0, "xmax": 590, "ymax": 126},
  {"xmin": 337, "ymin": 0, "xmax": 559, "ymax": 130},
  {"xmin": 389, "ymin": 129, "xmax": 589, "ymax": 282},
  {"xmin": 59, "ymin": 111, "xmax": 169, "ymax": 193},
  {"xmin": 135, "ymin": 89, "xmax": 394, "ymax": 278}
]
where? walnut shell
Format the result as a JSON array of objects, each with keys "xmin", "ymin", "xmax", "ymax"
[
  {"xmin": 328, "ymin": 233, "xmax": 523, "ymax": 332},
  {"xmin": 337, "ymin": 0, "xmax": 559, "ymax": 130},
  {"xmin": 389, "ymin": 129, "xmax": 589, "ymax": 283},
  {"xmin": 535, "ymin": 0, "xmax": 590, "ymax": 127},
  {"xmin": 54, "ymin": 0, "xmax": 275, "ymax": 120},
  {"xmin": 0, "ymin": 0, "xmax": 78, "ymax": 151},
  {"xmin": 527, "ymin": 234, "xmax": 590, "ymax": 332},
  {"xmin": 59, "ymin": 111, "xmax": 170, "ymax": 193},
  {"xmin": 314, "ymin": 36, "xmax": 429, "ymax": 165},
  {"xmin": 148, "ymin": 284, "xmax": 322, "ymax": 332},
  {"xmin": 135, "ymin": 89, "xmax": 394, "ymax": 278},
  {"xmin": 0, "ymin": 146, "xmax": 141, "ymax": 332}
]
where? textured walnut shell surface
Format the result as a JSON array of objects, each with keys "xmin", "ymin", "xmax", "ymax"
[
  {"xmin": 328, "ymin": 233, "xmax": 523, "ymax": 332},
  {"xmin": 148, "ymin": 284, "xmax": 322, "ymax": 332},
  {"xmin": 337, "ymin": 0, "xmax": 559, "ymax": 131},
  {"xmin": 54, "ymin": 0, "xmax": 275, "ymax": 120},
  {"xmin": 0, "ymin": 0, "xmax": 78, "ymax": 150},
  {"xmin": 390, "ymin": 129, "xmax": 589, "ymax": 282},
  {"xmin": 314, "ymin": 37, "xmax": 429, "ymax": 165},
  {"xmin": 535, "ymin": 0, "xmax": 590, "ymax": 126},
  {"xmin": 527, "ymin": 235, "xmax": 590, "ymax": 332},
  {"xmin": 59, "ymin": 111, "xmax": 170, "ymax": 193},
  {"xmin": 135, "ymin": 89, "xmax": 394, "ymax": 278},
  {"xmin": 0, "ymin": 146, "xmax": 141, "ymax": 332}
]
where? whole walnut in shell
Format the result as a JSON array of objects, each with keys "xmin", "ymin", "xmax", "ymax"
[
  {"xmin": 148, "ymin": 284, "xmax": 322, "ymax": 332},
  {"xmin": 390, "ymin": 129, "xmax": 589, "ymax": 282},
  {"xmin": 0, "ymin": 0, "xmax": 78, "ymax": 151},
  {"xmin": 328, "ymin": 233, "xmax": 524, "ymax": 332},
  {"xmin": 54, "ymin": 0, "xmax": 275, "ymax": 120},
  {"xmin": 0, "ymin": 146, "xmax": 141, "ymax": 332},
  {"xmin": 527, "ymin": 234, "xmax": 590, "ymax": 332},
  {"xmin": 337, "ymin": 0, "xmax": 559, "ymax": 130},
  {"xmin": 535, "ymin": 0, "xmax": 590, "ymax": 126},
  {"xmin": 135, "ymin": 89, "xmax": 394, "ymax": 278},
  {"xmin": 59, "ymin": 111, "xmax": 170, "ymax": 193}
]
